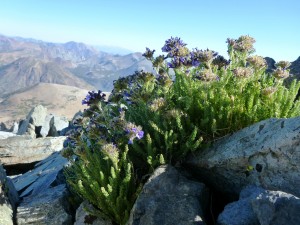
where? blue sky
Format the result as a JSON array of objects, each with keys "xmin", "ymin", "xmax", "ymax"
[{"xmin": 0, "ymin": 0, "xmax": 299, "ymax": 61}]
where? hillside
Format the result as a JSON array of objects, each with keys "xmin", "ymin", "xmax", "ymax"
[
  {"xmin": 0, "ymin": 56, "xmax": 94, "ymax": 97},
  {"xmin": 0, "ymin": 83, "xmax": 95, "ymax": 125}
]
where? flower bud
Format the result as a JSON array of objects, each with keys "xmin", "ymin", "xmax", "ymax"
[{"xmin": 232, "ymin": 67, "xmax": 253, "ymax": 78}]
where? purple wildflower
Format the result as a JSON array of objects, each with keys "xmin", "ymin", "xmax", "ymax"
[
  {"xmin": 137, "ymin": 130, "xmax": 144, "ymax": 139},
  {"xmin": 82, "ymin": 90, "xmax": 106, "ymax": 105},
  {"xmin": 124, "ymin": 122, "xmax": 144, "ymax": 144},
  {"xmin": 162, "ymin": 37, "xmax": 187, "ymax": 57},
  {"xmin": 143, "ymin": 47, "xmax": 155, "ymax": 60},
  {"xmin": 168, "ymin": 56, "xmax": 190, "ymax": 68},
  {"xmin": 212, "ymin": 55, "xmax": 230, "ymax": 69},
  {"xmin": 191, "ymin": 48, "xmax": 218, "ymax": 64},
  {"xmin": 192, "ymin": 59, "xmax": 201, "ymax": 67},
  {"xmin": 162, "ymin": 37, "xmax": 186, "ymax": 52}
]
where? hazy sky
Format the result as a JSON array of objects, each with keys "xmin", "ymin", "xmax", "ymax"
[{"xmin": 1, "ymin": 0, "xmax": 299, "ymax": 61}]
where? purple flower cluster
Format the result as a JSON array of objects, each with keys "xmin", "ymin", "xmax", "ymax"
[
  {"xmin": 110, "ymin": 70, "xmax": 156, "ymax": 104},
  {"xmin": 167, "ymin": 53, "xmax": 202, "ymax": 69},
  {"xmin": 161, "ymin": 38, "xmax": 220, "ymax": 69},
  {"xmin": 124, "ymin": 122, "xmax": 144, "ymax": 144},
  {"xmin": 168, "ymin": 56, "xmax": 191, "ymax": 68},
  {"xmin": 226, "ymin": 36, "xmax": 256, "ymax": 53},
  {"xmin": 212, "ymin": 55, "xmax": 231, "ymax": 68},
  {"xmin": 64, "ymin": 136, "xmax": 77, "ymax": 148},
  {"xmin": 194, "ymin": 69, "xmax": 219, "ymax": 82},
  {"xmin": 82, "ymin": 90, "xmax": 106, "ymax": 105},
  {"xmin": 142, "ymin": 47, "xmax": 155, "ymax": 60},
  {"xmin": 190, "ymin": 48, "xmax": 218, "ymax": 64},
  {"xmin": 162, "ymin": 37, "xmax": 186, "ymax": 54}
]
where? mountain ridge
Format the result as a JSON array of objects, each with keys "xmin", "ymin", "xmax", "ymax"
[{"xmin": 0, "ymin": 34, "xmax": 153, "ymax": 97}]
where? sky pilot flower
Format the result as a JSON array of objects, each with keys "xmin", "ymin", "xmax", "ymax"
[
  {"xmin": 273, "ymin": 68, "xmax": 290, "ymax": 79},
  {"xmin": 226, "ymin": 35, "xmax": 256, "ymax": 54},
  {"xmin": 191, "ymin": 48, "xmax": 218, "ymax": 64},
  {"xmin": 143, "ymin": 47, "xmax": 155, "ymax": 60},
  {"xmin": 212, "ymin": 55, "xmax": 230, "ymax": 68},
  {"xmin": 124, "ymin": 122, "xmax": 144, "ymax": 144},
  {"xmin": 195, "ymin": 69, "xmax": 219, "ymax": 82},
  {"xmin": 247, "ymin": 55, "xmax": 266, "ymax": 69},
  {"xmin": 232, "ymin": 67, "xmax": 253, "ymax": 78},
  {"xmin": 275, "ymin": 61, "xmax": 291, "ymax": 70},
  {"xmin": 82, "ymin": 90, "xmax": 106, "ymax": 105},
  {"xmin": 162, "ymin": 37, "xmax": 186, "ymax": 53},
  {"xmin": 162, "ymin": 37, "xmax": 189, "ymax": 57}
]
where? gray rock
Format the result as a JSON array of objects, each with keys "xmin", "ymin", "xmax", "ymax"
[
  {"xmin": 0, "ymin": 131, "xmax": 16, "ymax": 139},
  {"xmin": 0, "ymin": 122, "xmax": 8, "ymax": 131},
  {"xmin": 74, "ymin": 201, "xmax": 113, "ymax": 225},
  {"xmin": 71, "ymin": 110, "xmax": 83, "ymax": 126},
  {"xmin": 40, "ymin": 114, "xmax": 54, "ymax": 137},
  {"xmin": 11, "ymin": 121, "xmax": 19, "ymax": 134},
  {"xmin": 217, "ymin": 185, "xmax": 300, "ymax": 225},
  {"xmin": 48, "ymin": 115, "xmax": 69, "ymax": 136},
  {"xmin": 0, "ymin": 121, "xmax": 14, "ymax": 132},
  {"xmin": 17, "ymin": 184, "xmax": 72, "ymax": 225},
  {"xmin": 217, "ymin": 186, "xmax": 263, "ymax": 225},
  {"xmin": 39, "ymin": 114, "xmax": 70, "ymax": 137},
  {"xmin": 17, "ymin": 105, "xmax": 48, "ymax": 136},
  {"xmin": 128, "ymin": 165, "xmax": 209, "ymax": 225},
  {"xmin": 186, "ymin": 117, "xmax": 300, "ymax": 197},
  {"xmin": 0, "ymin": 164, "xmax": 19, "ymax": 225},
  {"xmin": 0, "ymin": 135, "xmax": 66, "ymax": 166},
  {"xmin": 252, "ymin": 189, "xmax": 300, "ymax": 225},
  {"xmin": 27, "ymin": 123, "xmax": 36, "ymax": 138},
  {"xmin": 13, "ymin": 152, "xmax": 72, "ymax": 224}
]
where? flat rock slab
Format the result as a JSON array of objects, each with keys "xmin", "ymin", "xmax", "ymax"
[
  {"xmin": 17, "ymin": 184, "xmax": 72, "ymax": 225},
  {"xmin": 12, "ymin": 151, "xmax": 68, "ymax": 198},
  {"xmin": 0, "ymin": 131, "xmax": 16, "ymax": 139},
  {"xmin": 13, "ymin": 152, "xmax": 72, "ymax": 224},
  {"xmin": 186, "ymin": 117, "xmax": 300, "ymax": 197},
  {"xmin": 0, "ymin": 135, "xmax": 66, "ymax": 165}
]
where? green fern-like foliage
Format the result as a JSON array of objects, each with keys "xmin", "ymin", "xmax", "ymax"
[
  {"xmin": 109, "ymin": 69, "xmax": 203, "ymax": 166},
  {"xmin": 126, "ymin": 101, "xmax": 202, "ymax": 167},
  {"xmin": 65, "ymin": 143, "xmax": 139, "ymax": 225},
  {"xmin": 171, "ymin": 64, "xmax": 300, "ymax": 140},
  {"xmin": 63, "ymin": 97, "xmax": 142, "ymax": 225}
]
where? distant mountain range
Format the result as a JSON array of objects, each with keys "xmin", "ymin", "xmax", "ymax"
[
  {"xmin": 94, "ymin": 45, "xmax": 134, "ymax": 55},
  {"xmin": 0, "ymin": 34, "xmax": 153, "ymax": 98},
  {"xmin": 0, "ymin": 34, "xmax": 153, "ymax": 126}
]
